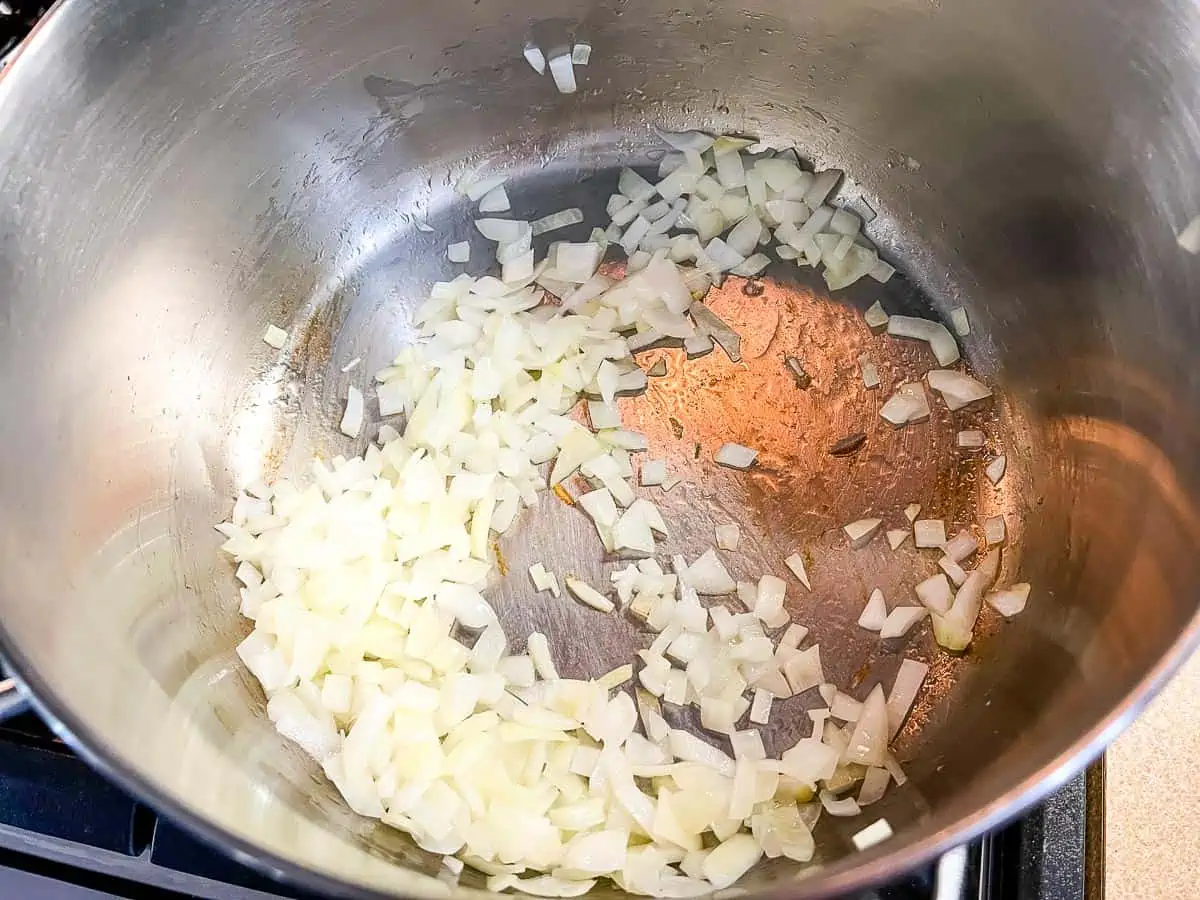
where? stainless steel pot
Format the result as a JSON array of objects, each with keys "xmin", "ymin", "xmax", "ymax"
[{"xmin": 0, "ymin": 0, "xmax": 1198, "ymax": 896}]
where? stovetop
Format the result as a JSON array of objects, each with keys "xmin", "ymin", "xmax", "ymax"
[
  {"xmin": 0, "ymin": 704, "xmax": 1099, "ymax": 900},
  {"xmin": 0, "ymin": 4, "xmax": 1101, "ymax": 899}
]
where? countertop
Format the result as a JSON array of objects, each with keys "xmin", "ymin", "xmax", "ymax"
[{"xmin": 1105, "ymin": 649, "xmax": 1200, "ymax": 899}]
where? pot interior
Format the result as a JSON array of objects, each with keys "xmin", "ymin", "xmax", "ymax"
[{"xmin": 0, "ymin": 0, "xmax": 1198, "ymax": 897}]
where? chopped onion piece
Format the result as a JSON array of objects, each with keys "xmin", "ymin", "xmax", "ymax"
[
  {"xmin": 957, "ymin": 429, "xmax": 986, "ymax": 449},
  {"xmin": 702, "ymin": 834, "xmax": 763, "ymax": 889},
  {"xmin": 655, "ymin": 129, "xmax": 716, "ymax": 154},
  {"xmin": 732, "ymin": 253, "xmax": 771, "ymax": 277},
  {"xmin": 852, "ymin": 818, "xmax": 894, "ymax": 850},
  {"xmin": 879, "ymin": 606, "xmax": 928, "ymax": 639},
  {"xmin": 904, "ymin": 503, "xmax": 922, "ymax": 522},
  {"xmin": 478, "ymin": 185, "xmax": 511, "ymax": 213},
  {"xmin": 913, "ymin": 519, "xmax": 947, "ymax": 548},
  {"xmin": 548, "ymin": 53, "xmax": 577, "ymax": 93},
  {"xmin": 886, "ymin": 658, "xmax": 929, "ymax": 737},
  {"xmin": 857, "ymin": 768, "xmax": 890, "ymax": 807},
  {"xmin": 571, "ymin": 42, "xmax": 592, "ymax": 65},
  {"xmin": 879, "ymin": 382, "xmax": 930, "ymax": 426},
  {"xmin": 859, "ymin": 354, "xmax": 880, "ymax": 389},
  {"xmin": 950, "ymin": 306, "xmax": 970, "ymax": 336},
  {"xmin": 927, "ymin": 369, "xmax": 992, "ymax": 411},
  {"xmin": 780, "ymin": 623, "xmax": 808, "ymax": 649},
  {"xmin": 984, "ymin": 515, "xmax": 1006, "ymax": 546},
  {"xmin": 915, "ymin": 573, "xmax": 953, "ymax": 614},
  {"xmin": 803, "ymin": 169, "xmax": 842, "ymax": 208},
  {"xmin": 447, "ymin": 241, "xmax": 470, "ymax": 263},
  {"xmin": 532, "ymin": 208, "xmax": 585, "ymax": 235},
  {"xmin": 566, "ymin": 577, "xmax": 615, "ymax": 613},
  {"xmin": 886, "ymin": 315, "xmax": 960, "ymax": 366},
  {"xmin": 690, "ymin": 304, "xmax": 742, "ymax": 362},
  {"xmin": 523, "ymin": 44, "xmax": 547, "ymax": 74},
  {"xmin": 587, "ymin": 400, "xmax": 622, "ymax": 431},
  {"xmin": 715, "ymin": 443, "xmax": 757, "ymax": 469},
  {"xmin": 784, "ymin": 553, "xmax": 811, "ymax": 590},
  {"xmin": 857, "ymin": 589, "xmax": 887, "ymax": 631},
  {"xmin": 475, "ymin": 217, "xmax": 528, "ymax": 242},
  {"xmin": 939, "ymin": 556, "xmax": 968, "ymax": 587},
  {"xmin": 529, "ymin": 562, "xmax": 561, "ymax": 597},
  {"xmin": 683, "ymin": 549, "xmax": 736, "ymax": 594},
  {"xmin": 843, "ymin": 517, "xmax": 882, "ymax": 549},
  {"xmin": 262, "ymin": 324, "xmax": 288, "ymax": 349},
  {"xmin": 715, "ymin": 524, "xmax": 741, "ymax": 551},
  {"xmin": 831, "ymin": 691, "xmax": 863, "ymax": 722},
  {"xmin": 986, "ymin": 455, "xmax": 1007, "ymax": 485},
  {"xmin": 868, "ymin": 259, "xmax": 896, "ymax": 283},
  {"xmin": 339, "ymin": 385, "xmax": 364, "ymax": 438},
  {"xmin": 527, "ymin": 632, "xmax": 558, "ymax": 680},
  {"xmin": 842, "ymin": 684, "xmax": 887, "ymax": 766},
  {"xmin": 818, "ymin": 790, "xmax": 861, "ymax": 818},
  {"xmin": 886, "ymin": 529, "xmax": 909, "ymax": 550},
  {"xmin": 460, "ymin": 172, "xmax": 509, "ymax": 201},
  {"xmin": 943, "ymin": 531, "xmax": 979, "ymax": 563},
  {"xmin": 987, "ymin": 583, "xmax": 1030, "ymax": 617},
  {"xmin": 618, "ymin": 168, "xmax": 657, "ymax": 203},
  {"xmin": 749, "ymin": 689, "xmax": 773, "ymax": 725},
  {"xmin": 931, "ymin": 548, "xmax": 1001, "ymax": 651},
  {"xmin": 683, "ymin": 333, "xmax": 714, "ymax": 359},
  {"xmin": 641, "ymin": 459, "xmax": 667, "ymax": 487},
  {"xmin": 864, "ymin": 301, "xmax": 889, "ymax": 331}
]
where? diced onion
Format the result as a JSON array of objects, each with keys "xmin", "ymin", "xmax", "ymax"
[
  {"xmin": 986, "ymin": 455, "xmax": 1007, "ymax": 485},
  {"xmin": 956, "ymin": 429, "xmax": 985, "ymax": 449},
  {"xmin": 571, "ymin": 42, "xmax": 592, "ymax": 65},
  {"xmin": 339, "ymin": 385, "xmax": 364, "ymax": 438},
  {"xmin": 984, "ymin": 515, "xmax": 1006, "ymax": 546},
  {"xmin": 851, "ymin": 818, "xmax": 894, "ymax": 850},
  {"xmin": 857, "ymin": 589, "xmax": 887, "ymax": 631},
  {"xmin": 714, "ymin": 443, "xmax": 757, "ymax": 469},
  {"xmin": 533, "ymin": 208, "xmax": 586, "ymax": 236},
  {"xmin": 950, "ymin": 307, "xmax": 970, "ymax": 336},
  {"xmin": 262, "ymin": 324, "xmax": 288, "ymax": 349},
  {"xmin": 527, "ymin": 632, "xmax": 559, "ymax": 680},
  {"xmin": 478, "ymin": 185, "xmax": 511, "ymax": 214},
  {"xmin": 885, "ymin": 658, "xmax": 928, "ymax": 737},
  {"xmin": 523, "ymin": 44, "xmax": 547, "ymax": 74},
  {"xmin": 863, "ymin": 301, "xmax": 889, "ymax": 330},
  {"xmin": 447, "ymin": 241, "xmax": 470, "ymax": 263},
  {"xmin": 818, "ymin": 790, "xmax": 861, "ymax": 818},
  {"xmin": 548, "ymin": 53, "xmax": 578, "ymax": 94},
  {"xmin": 843, "ymin": 518, "xmax": 882, "ymax": 549},
  {"xmin": 784, "ymin": 553, "xmax": 811, "ymax": 590},
  {"xmin": 879, "ymin": 606, "xmax": 928, "ymax": 639},
  {"xmin": 879, "ymin": 383, "xmax": 930, "ymax": 427},
  {"xmin": 913, "ymin": 519, "xmax": 947, "ymax": 548},
  {"xmin": 927, "ymin": 369, "xmax": 992, "ymax": 411},
  {"xmin": 858, "ymin": 354, "xmax": 880, "ymax": 389},
  {"xmin": 715, "ymin": 524, "xmax": 741, "ymax": 551},
  {"xmin": 987, "ymin": 583, "xmax": 1030, "ymax": 617},
  {"xmin": 886, "ymin": 315, "xmax": 960, "ymax": 366},
  {"xmin": 914, "ymin": 573, "xmax": 953, "ymax": 614},
  {"xmin": 566, "ymin": 577, "xmax": 615, "ymax": 613}
]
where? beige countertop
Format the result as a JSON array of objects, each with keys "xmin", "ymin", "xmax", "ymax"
[{"xmin": 1105, "ymin": 649, "xmax": 1200, "ymax": 899}]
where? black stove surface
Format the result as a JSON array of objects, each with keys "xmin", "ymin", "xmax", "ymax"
[{"xmin": 0, "ymin": 706, "xmax": 1099, "ymax": 900}]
